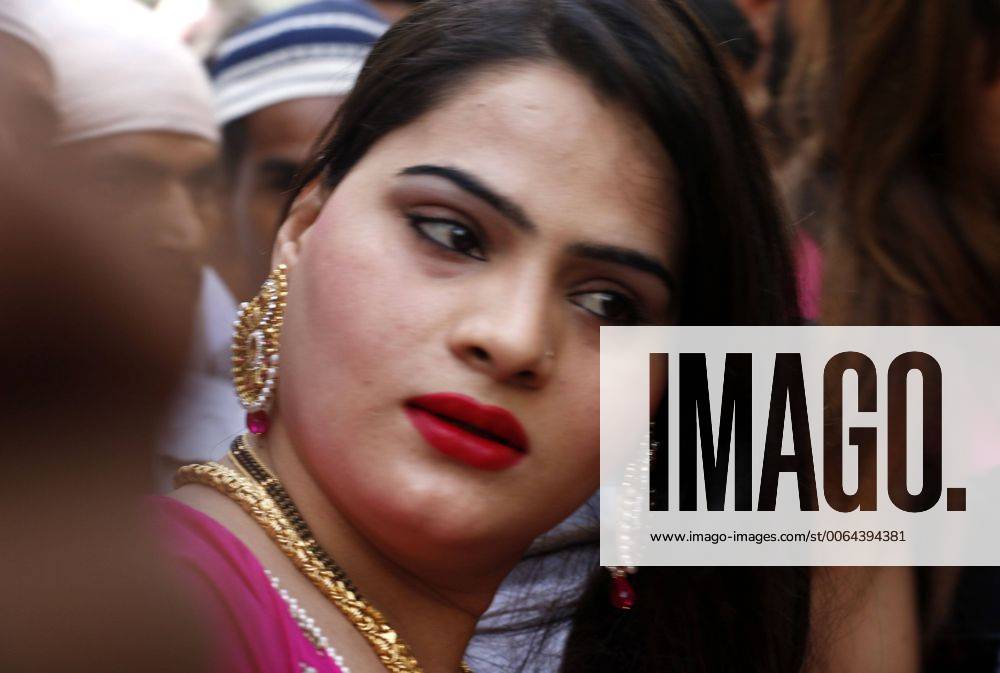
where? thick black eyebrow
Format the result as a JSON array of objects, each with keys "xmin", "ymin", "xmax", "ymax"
[
  {"xmin": 399, "ymin": 164, "xmax": 673, "ymax": 290},
  {"xmin": 565, "ymin": 242, "xmax": 676, "ymax": 292},
  {"xmin": 399, "ymin": 164, "xmax": 537, "ymax": 233}
]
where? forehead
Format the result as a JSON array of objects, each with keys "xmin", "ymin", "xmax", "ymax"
[
  {"xmin": 70, "ymin": 131, "xmax": 218, "ymax": 177},
  {"xmin": 244, "ymin": 97, "xmax": 342, "ymax": 156},
  {"xmin": 362, "ymin": 63, "xmax": 678, "ymax": 245}
]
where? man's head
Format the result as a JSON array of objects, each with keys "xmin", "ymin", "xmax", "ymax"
[
  {"xmin": 35, "ymin": 0, "xmax": 221, "ymax": 304},
  {"xmin": 367, "ymin": 0, "xmax": 429, "ymax": 23},
  {"xmin": 209, "ymin": 0, "xmax": 386, "ymax": 297},
  {"xmin": 689, "ymin": 0, "xmax": 781, "ymax": 117}
]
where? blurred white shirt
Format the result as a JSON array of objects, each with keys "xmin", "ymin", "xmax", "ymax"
[{"xmin": 157, "ymin": 266, "xmax": 243, "ymax": 489}]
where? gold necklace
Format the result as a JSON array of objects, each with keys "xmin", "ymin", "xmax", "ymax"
[
  {"xmin": 175, "ymin": 456, "xmax": 473, "ymax": 673},
  {"xmin": 229, "ymin": 436, "xmax": 360, "ymax": 595}
]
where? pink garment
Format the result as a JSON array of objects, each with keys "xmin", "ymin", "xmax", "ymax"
[
  {"xmin": 794, "ymin": 230, "xmax": 823, "ymax": 322},
  {"xmin": 152, "ymin": 496, "xmax": 343, "ymax": 673}
]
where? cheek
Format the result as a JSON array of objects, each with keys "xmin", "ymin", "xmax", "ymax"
[
  {"xmin": 526, "ymin": 363, "xmax": 601, "ymax": 514},
  {"xmin": 274, "ymin": 185, "xmax": 603, "ymax": 546},
  {"xmin": 277, "ymin": 194, "xmax": 436, "ymax": 447},
  {"xmin": 289, "ymin": 216, "xmax": 408, "ymax": 398}
]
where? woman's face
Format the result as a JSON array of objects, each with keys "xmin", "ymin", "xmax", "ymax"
[{"xmin": 275, "ymin": 63, "xmax": 678, "ymax": 571}]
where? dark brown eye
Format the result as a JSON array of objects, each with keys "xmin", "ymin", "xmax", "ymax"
[
  {"xmin": 408, "ymin": 215, "xmax": 487, "ymax": 261},
  {"xmin": 569, "ymin": 290, "xmax": 640, "ymax": 323}
]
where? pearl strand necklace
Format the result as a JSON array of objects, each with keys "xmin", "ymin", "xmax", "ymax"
[
  {"xmin": 265, "ymin": 567, "xmax": 352, "ymax": 673},
  {"xmin": 606, "ymin": 426, "xmax": 655, "ymax": 609},
  {"xmin": 616, "ymin": 429, "xmax": 653, "ymax": 567}
]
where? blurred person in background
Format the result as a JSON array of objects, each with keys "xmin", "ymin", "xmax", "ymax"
[
  {"xmin": 687, "ymin": 0, "xmax": 822, "ymax": 322},
  {"xmin": 785, "ymin": 0, "xmax": 999, "ymax": 326},
  {"xmin": 0, "ymin": 0, "xmax": 225, "ymax": 485},
  {"xmin": 685, "ymin": 0, "xmax": 799, "ymax": 167},
  {"xmin": 208, "ymin": 0, "xmax": 387, "ymax": 302},
  {"xmin": 0, "ymin": 7, "xmax": 57, "ymax": 155},
  {"xmin": 0, "ymin": 137, "xmax": 211, "ymax": 673},
  {"xmin": 688, "ymin": 0, "xmax": 781, "ymax": 120},
  {"xmin": 158, "ymin": 0, "xmax": 387, "ymax": 484},
  {"xmin": 366, "ymin": 0, "xmax": 427, "ymax": 23},
  {"xmin": 199, "ymin": 0, "xmax": 422, "ymax": 51},
  {"xmin": 0, "ymin": 10, "xmax": 210, "ymax": 672},
  {"xmin": 0, "ymin": 0, "xmax": 220, "ymax": 299},
  {"xmin": 784, "ymin": 1, "xmax": 999, "ymax": 671}
]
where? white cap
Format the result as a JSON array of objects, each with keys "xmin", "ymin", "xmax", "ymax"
[{"xmin": 0, "ymin": 0, "xmax": 219, "ymax": 145}]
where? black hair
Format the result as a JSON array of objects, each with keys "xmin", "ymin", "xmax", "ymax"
[
  {"xmin": 563, "ymin": 566, "xmax": 811, "ymax": 673},
  {"xmin": 687, "ymin": 0, "xmax": 761, "ymax": 70},
  {"xmin": 289, "ymin": 0, "xmax": 800, "ymax": 327}
]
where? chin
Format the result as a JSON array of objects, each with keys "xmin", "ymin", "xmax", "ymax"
[{"xmin": 355, "ymin": 468, "xmax": 531, "ymax": 562}]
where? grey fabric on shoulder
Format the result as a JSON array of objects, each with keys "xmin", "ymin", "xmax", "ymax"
[{"xmin": 466, "ymin": 492, "xmax": 599, "ymax": 672}]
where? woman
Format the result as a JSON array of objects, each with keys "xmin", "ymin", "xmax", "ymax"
[
  {"xmin": 781, "ymin": 1, "xmax": 999, "ymax": 671},
  {"xmin": 162, "ymin": 1, "xmax": 798, "ymax": 672},
  {"xmin": 784, "ymin": 0, "xmax": 999, "ymax": 326}
]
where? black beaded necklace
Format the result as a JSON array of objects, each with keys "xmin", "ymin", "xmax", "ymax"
[{"xmin": 229, "ymin": 435, "xmax": 361, "ymax": 596}]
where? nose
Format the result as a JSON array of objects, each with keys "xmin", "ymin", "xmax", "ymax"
[
  {"xmin": 151, "ymin": 181, "xmax": 208, "ymax": 262},
  {"xmin": 447, "ymin": 270, "xmax": 559, "ymax": 389}
]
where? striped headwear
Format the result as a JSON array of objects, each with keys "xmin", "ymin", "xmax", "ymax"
[{"xmin": 209, "ymin": 1, "xmax": 387, "ymax": 126}]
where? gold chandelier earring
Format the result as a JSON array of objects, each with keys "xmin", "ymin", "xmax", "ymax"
[{"xmin": 232, "ymin": 264, "xmax": 288, "ymax": 435}]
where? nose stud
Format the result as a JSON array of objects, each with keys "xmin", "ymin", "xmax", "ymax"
[{"xmin": 544, "ymin": 349, "xmax": 556, "ymax": 359}]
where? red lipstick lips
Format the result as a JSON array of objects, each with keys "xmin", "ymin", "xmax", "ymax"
[{"xmin": 404, "ymin": 392, "xmax": 528, "ymax": 471}]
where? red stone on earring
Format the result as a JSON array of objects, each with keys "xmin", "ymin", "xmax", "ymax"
[
  {"xmin": 610, "ymin": 573, "xmax": 636, "ymax": 610},
  {"xmin": 246, "ymin": 410, "xmax": 270, "ymax": 435}
]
